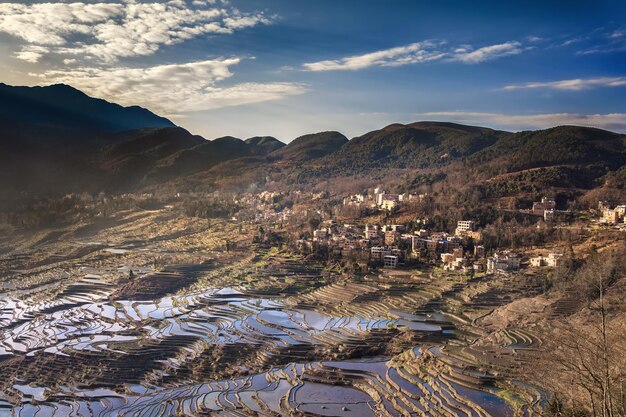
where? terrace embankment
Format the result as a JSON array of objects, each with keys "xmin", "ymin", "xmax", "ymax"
[{"xmin": 0, "ymin": 207, "xmax": 570, "ymax": 416}]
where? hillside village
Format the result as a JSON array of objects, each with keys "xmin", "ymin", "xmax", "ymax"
[{"xmin": 229, "ymin": 186, "xmax": 626, "ymax": 277}]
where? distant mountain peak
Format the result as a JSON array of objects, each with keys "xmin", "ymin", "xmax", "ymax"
[
  {"xmin": 0, "ymin": 82, "xmax": 175, "ymax": 133},
  {"xmin": 245, "ymin": 136, "xmax": 285, "ymax": 154},
  {"xmin": 272, "ymin": 131, "xmax": 348, "ymax": 161},
  {"xmin": 245, "ymin": 136, "xmax": 283, "ymax": 146},
  {"xmin": 213, "ymin": 136, "xmax": 244, "ymax": 143}
]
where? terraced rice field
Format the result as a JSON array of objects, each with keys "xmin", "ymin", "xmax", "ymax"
[{"xmin": 0, "ymin": 211, "xmax": 544, "ymax": 416}]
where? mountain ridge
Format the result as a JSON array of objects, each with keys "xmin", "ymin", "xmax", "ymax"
[
  {"xmin": 0, "ymin": 83, "xmax": 175, "ymax": 134},
  {"xmin": 1, "ymin": 83, "xmax": 624, "ymax": 202}
]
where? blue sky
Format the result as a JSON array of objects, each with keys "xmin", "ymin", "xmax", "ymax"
[{"xmin": 0, "ymin": 0, "xmax": 625, "ymax": 140}]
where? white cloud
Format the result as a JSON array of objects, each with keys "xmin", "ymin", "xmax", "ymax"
[
  {"xmin": 14, "ymin": 45, "xmax": 49, "ymax": 63},
  {"xmin": 189, "ymin": 82, "xmax": 309, "ymax": 110},
  {"xmin": 0, "ymin": 1, "xmax": 270, "ymax": 63},
  {"xmin": 417, "ymin": 111, "xmax": 626, "ymax": 132},
  {"xmin": 576, "ymin": 44, "xmax": 626, "ymax": 55},
  {"xmin": 525, "ymin": 36, "xmax": 542, "ymax": 43},
  {"xmin": 14, "ymin": 51, "xmax": 42, "ymax": 63},
  {"xmin": 560, "ymin": 37, "xmax": 581, "ymax": 47},
  {"xmin": 303, "ymin": 40, "xmax": 526, "ymax": 71},
  {"xmin": 453, "ymin": 41, "xmax": 522, "ymax": 63},
  {"xmin": 35, "ymin": 59, "xmax": 307, "ymax": 114},
  {"xmin": 0, "ymin": 3, "xmax": 124, "ymax": 45},
  {"xmin": 191, "ymin": 0, "xmax": 220, "ymax": 5},
  {"xmin": 303, "ymin": 41, "xmax": 446, "ymax": 71},
  {"xmin": 502, "ymin": 76, "xmax": 626, "ymax": 91}
]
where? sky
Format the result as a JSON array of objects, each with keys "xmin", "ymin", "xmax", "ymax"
[{"xmin": 0, "ymin": 0, "xmax": 625, "ymax": 141}]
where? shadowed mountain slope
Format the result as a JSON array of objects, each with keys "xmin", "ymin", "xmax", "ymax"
[
  {"xmin": 322, "ymin": 121, "xmax": 508, "ymax": 170},
  {"xmin": 271, "ymin": 131, "xmax": 348, "ymax": 161},
  {"xmin": 0, "ymin": 83, "xmax": 174, "ymax": 135}
]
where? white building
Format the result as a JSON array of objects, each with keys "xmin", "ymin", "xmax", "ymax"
[
  {"xmin": 533, "ymin": 197, "xmax": 556, "ymax": 213},
  {"xmin": 530, "ymin": 253, "xmax": 564, "ymax": 268},
  {"xmin": 377, "ymin": 193, "xmax": 402, "ymax": 207},
  {"xmin": 381, "ymin": 199, "xmax": 398, "ymax": 211},
  {"xmin": 343, "ymin": 194, "xmax": 365, "ymax": 206},
  {"xmin": 487, "ymin": 252, "xmax": 521, "ymax": 272},
  {"xmin": 455, "ymin": 220, "xmax": 476, "ymax": 235}
]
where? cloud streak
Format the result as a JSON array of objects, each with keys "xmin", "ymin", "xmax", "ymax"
[
  {"xmin": 571, "ymin": 26, "xmax": 626, "ymax": 55},
  {"xmin": 35, "ymin": 59, "xmax": 307, "ymax": 114},
  {"xmin": 303, "ymin": 40, "xmax": 525, "ymax": 71},
  {"xmin": 452, "ymin": 41, "xmax": 522, "ymax": 63},
  {"xmin": 302, "ymin": 41, "xmax": 446, "ymax": 71},
  {"xmin": 417, "ymin": 111, "xmax": 626, "ymax": 133},
  {"xmin": 0, "ymin": 1, "xmax": 270, "ymax": 63},
  {"xmin": 502, "ymin": 76, "xmax": 626, "ymax": 91}
]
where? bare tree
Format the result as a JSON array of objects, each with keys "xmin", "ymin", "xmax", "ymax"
[{"xmin": 536, "ymin": 250, "xmax": 626, "ymax": 417}]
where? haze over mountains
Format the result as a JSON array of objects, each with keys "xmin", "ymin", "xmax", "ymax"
[{"xmin": 1, "ymin": 83, "xmax": 625, "ymax": 202}]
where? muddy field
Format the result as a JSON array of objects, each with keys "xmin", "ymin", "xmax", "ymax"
[{"xmin": 0, "ymin": 208, "xmax": 551, "ymax": 416}]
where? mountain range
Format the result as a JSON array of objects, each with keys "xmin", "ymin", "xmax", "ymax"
[{"xmin": 1, "ymin": 83, "xmax": 625, "ymax": 203}]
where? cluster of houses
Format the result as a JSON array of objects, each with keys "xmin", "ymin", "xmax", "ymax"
[
  {"xmin": 238, "ymin": 190, "xmax": 324, "ymax": 224},
  {"xmin": 599, "ymin": 201, "xmax": 626, "ymax": 225},
  {"xmin": 518, "ymin": 196, "xmax": 557, "ymax": 222},
  {"xmin": 531, "ymin": 196, "xmax": 557, "ymax": 222},
  {"xmin": 518, "ymin": 196, "xmax": 577, "ymax": 223},
  {"xmin": 239, "ymin": 189, "xmax": 583, "ymax": 275},
  {"xmin": 309, "ymin": 222, "xmax": 411, "ymax": 267},
  {"xmin": 304, "ymin": 218, "xmax": 494, "ymax": 271},
  {"xmin": 529, "ymin": 253, "xmax": 564, "ymax": 268},
  {"xmin": 486, "ymin": 251, "xmax": 522, "ymax": 272},
  {"xmin": 300, "ymin": 213, "xmax": 570, "ymax": 275},
  {"xmin": 439, "ymin": 242, "xmax": 522, "ymax": 274},
  {"xmin": 444, "ymin": 248, "xmax": 563, "ymax": 273},
  {"xmin": 343, "ymin": 186, "xmax": 429, "ymax": 212}
]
